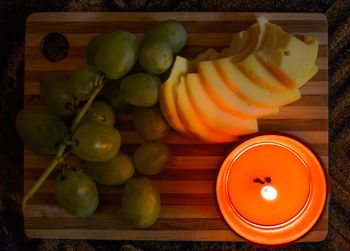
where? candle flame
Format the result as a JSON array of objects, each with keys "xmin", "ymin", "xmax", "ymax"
[{"xmin": 261, "ymin": 185, "xmax": 278, "ymax": 201}]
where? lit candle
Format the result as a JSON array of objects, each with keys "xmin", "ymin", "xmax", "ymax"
[
  {"xmin": 217, "ymin": 135, "xmax": 327, "ymax": 245},
  {"xmin": 227, "ymin": 142, "xmax": 310, "ymax": 226}
]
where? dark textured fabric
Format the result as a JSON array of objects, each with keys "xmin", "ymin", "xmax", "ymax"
[{"xmin": 0, "ymin": 0, "xmax": 349, "ymax": 250}]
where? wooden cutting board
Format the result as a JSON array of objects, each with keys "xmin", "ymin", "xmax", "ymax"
[{"xmin": 23, "ymin": 12, "xmax": 328, "ymax": 241}]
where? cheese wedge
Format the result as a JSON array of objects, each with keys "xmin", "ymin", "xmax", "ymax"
[
  {"xmin": 198, "ymin": 60, "xmax": 278, "ymax": 118},
  {"xmin": 215, "ymin": 58, "xmax": 301, "ymax": 107},
  {"xmin": 236, "ymin": 53, "xmax": 289, "ymax": 92},
  {"xmin": 223, "ymin": 23, "xmax": 262, "ymax": 62},
  {"xmin": 192, "ymin": 23, "xmax": 256, "ymax": 64},
  {"xmin": 255, "ymin": 16, "xmax": 269, "ymax": 49},
  {"xmin": 220, "ymin": 27, "xmax": 251, "ymax": 57},
  {"xmin": 176, "ymin": 76, "xmax": 237, "ymax": 143},
  {"xmin": 256, "ymin": 23, "xmax": 319, "ymax": 88},
  {"xmin": 160, "ymin": 34, "xmax": 256, "ymax": 134},
  {"xmin": 191, "ymin": 48, "xmax": 219, "ymax": 67},
  {"xmin": 159, "ymin": 56, "xmax": 192, "ymax": 135},
  {"xmin": 229, "ymin": 28, "xmax": 251, "ymax": 53},
  {"xmin": 185, "ymin": 73, "xmax": 258, "ymax": 135}
]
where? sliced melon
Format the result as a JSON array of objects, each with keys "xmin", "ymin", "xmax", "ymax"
[
  {"xmin": 159, "ymin": 56, "xmax": 192, "ymax": 135},
  {"xmin": 198, "ymin": 60, "xmax": 278, "ymax": 118},
  {"xmin": 215, "ymin": 58, "xmax": 301, "ymax": 107},
  {"xmin": 185, "ymin": 73, "xmax": 258, "ymax": 136},
  {"xmin": 176, "ymin": 76, "xmax": 237, "ymax": 143}
]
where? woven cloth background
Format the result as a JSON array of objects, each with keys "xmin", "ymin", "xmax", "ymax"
[{"xmin": 0, "ymin": 0, "xmax": 349, "ymax": 250}]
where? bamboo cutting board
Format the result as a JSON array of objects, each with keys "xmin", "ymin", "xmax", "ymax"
[{"xmin": 23, "ymin": 12, "xmax": 328, "ymax": 241}]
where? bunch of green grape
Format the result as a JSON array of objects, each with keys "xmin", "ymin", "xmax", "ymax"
[{"xmin": 16, "ymin": 20, "xmax": 187, "ymax": 228}]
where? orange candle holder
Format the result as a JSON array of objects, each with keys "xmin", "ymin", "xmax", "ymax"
[{"xmin": 216, "ymin": 135, "xmax": 327, "ymax": 246}]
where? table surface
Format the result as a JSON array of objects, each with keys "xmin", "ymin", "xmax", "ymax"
[
  {"xmin": 23, "ymin": 11, "xmax": 329, "ymax": 242},
  {"xmin": 0, "ymin": 1, "xmax": 349, "ymax": 250}
]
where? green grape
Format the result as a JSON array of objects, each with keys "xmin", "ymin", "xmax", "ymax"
[
  {"xmin": 73, "ymin": 122, "xmax": 121, "ymax": 161},
  {"xmin": 133, "ymin": 142, "xmax": 171, "ymax": 175},
  {"xmin": 122, "ymin": 177, "xmax": 160, "ymax": 228},
  {"xmin": 86, "ymin": 151, "xmax": 134, "ymax": 186},
  {"xmin": 134, "ymin": 106, "xmax": 169, "ymax": 140},
  {"xmin": 86, "ymin": 33, "xmax": 108, "ymax": 65},
  {"xmin": 142, "ymin": 20, "xmax": 187, "ymax": 54},
  {"xmin": 40, "ymin": 72, "xmax": 74, "ymax": 117},
  {"xmin": 15, "ymin": 107, "xmax": 68, "ymax": 155},
  {"xmin": 120, "ymin": 73, "xmax": 160, "ymax": 107},
  {"xmin": 139, "ymin": 41, "xmax": 173, "ymax": 74},
  {"xmin": 79, "ymin": 101, "xmax": 116, "ymax": 127},
  {"xmin": 103, "ymin": 80, "xmax": 133, "ymax": 113},
  {"xmin": 95, "ymin": 31, "xmax": 138, "ymax": 80},
  {"xmin": 68, "ymin": 65, "xmax": 101, "ymax": 101},
  {"xmin": 55, "ymin": 170, "xmax": 99, "ymax": 217}
]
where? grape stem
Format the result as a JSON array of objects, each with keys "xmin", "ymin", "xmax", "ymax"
[
  {"xmin": 22, "ymin": 74, "xmax": 106, "ymax": 214},
  {"xmin": 21, "ymin": 144, "xmax": 66, "ymax": 212},
  {"xmin": 70, "ymin": 75, "xmax": 106, "ymax": 132}
]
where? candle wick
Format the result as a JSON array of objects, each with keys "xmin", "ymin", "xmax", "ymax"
[
  {"xmin": 253, "ymin": 178, "xmax": 265, "ymax": 184},
  {"xmin": 265, "ymin": 177, "xmax": 272, "ymax": 183}
]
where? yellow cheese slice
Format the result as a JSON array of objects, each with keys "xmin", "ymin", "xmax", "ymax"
[
  {"xmin": 302, "ymin": 64, "xmax": 319, "ymax": 84},
  {"xmin": 198, "ymin": 60, "xmax": 278, "ymax": 118},
  {"xmin": 192, "ymin": 24, "xmax": 256, "ymax": 64},
  {"xmin": 192, "ymin": 20, "xmax": 262, "ymax": 68},
  {"xmin": 255, "ymin": 16, "xmax": 269, "ymax": 49},
  {"xmin": 225, "ymin": 27, "xmax": 251, "ymax": 55},
  {"xmin": 236, "ymin": 53, "xmax": 289, "ymax": 92},
  {"xmin": 185, "ymin": 73, "xmax": 258, "ymax": 135},
  {"xmin": 191, "ymin": 48, "xmax": 219, "ymax": 67},
  {"xmin": 215, "ymin": 58, "xmax": 301, "ymax": 107},
  {"xmin": 256, "ymin": 23, "xmax": 319, "ymax": 88},
  {"xmin": 159, "ymin": 56, "xmax": 193, "ymax": 135},
  {"xmin": 176, "ymin": 76, "xmax": 237, "ymax": 143},
  {"xmin": 222, "ymin": 23, "xmax": 261, "ymax": 62}
]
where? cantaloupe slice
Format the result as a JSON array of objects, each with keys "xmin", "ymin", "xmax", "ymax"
[
  {"xmin": 159, "ymin": 56, "xmax": 192, "ymax": 135},
  {"xmin": 185, "ymin": 73, "xmax": 258, "ymax": 135},
  {"xmin": 198, "ymin": 60, "xmax": 278, "ymax": 118},
  {"xmin": 176, "ymin": 76, "xmax": 237, "ymax": 143},
  {"xmin": 255, "ymin": 23, "xmax": 319, "ymax": 88},
  {"xmin": 215, "ymin": 58, "xmax": 301, "ymax": 107}
]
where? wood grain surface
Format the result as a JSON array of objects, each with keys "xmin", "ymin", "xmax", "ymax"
[{"xmin": 23, "ymin": 12, "xmax": 328, "ymax": 241}]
